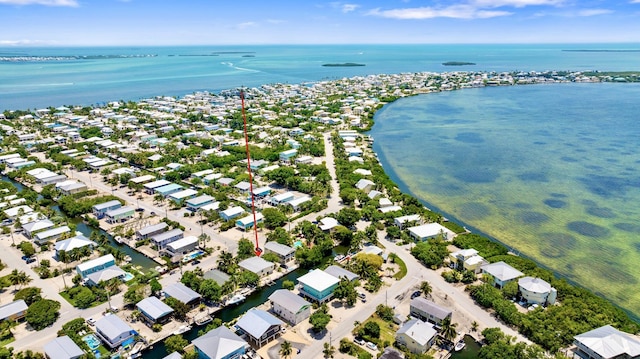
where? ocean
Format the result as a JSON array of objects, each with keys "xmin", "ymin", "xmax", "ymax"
[{"xmin": 2, "ymin": 44, "xmax": 640, "ymax": 318}]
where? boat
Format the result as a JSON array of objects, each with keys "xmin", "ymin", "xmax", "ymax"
[
  {"xmin": 124, "ymin": 255, "xmax": 132, "ymax": 263},
  {"xmin": 334, "ymin": 254, "xmax": 345, "ymax": 262},
  {"xmin": 194, "ymin": 314, "xmax": 212, "ymax": 326},
  {"xmin": 225, "ymin": 294, "xmax": 246, "ymax": 306},
  {"xmin": 172, "ymin": 325, "xmax": 191, "ymax": 335},
  {"xmin": 114, "ymin": 236, "xmax": 124, "ymax": 244},
  {"xmin": 454, "ymin": 340, "xmax": 466, "ymax": 352}
]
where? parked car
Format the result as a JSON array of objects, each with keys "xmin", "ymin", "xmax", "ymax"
[
  {"xmin": 353, "ymin": 337, "xmax": 366, "ymax": 345},
  {"xmin": 357, "ymin": 292, "xmax": 366, "ymax": 300},
  {"xmin": 365, "ymin": 342, "xmax": 378, "ymax": 351},
  {"xmin": 21, "ymin": 255, "xmax": 30, "ymax": 261},
  {"xmin": 25, "ymin": 258, "xmax": 36, "ymax": 264},
  {"xmin": 411, "ymin": 290, "xmax": 422, "ymax": 299},
  {"xmin": 135, "ymin": 207, "xmax": 145, "ymax": 212}
]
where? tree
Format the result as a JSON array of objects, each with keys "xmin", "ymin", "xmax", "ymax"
[
  {"xmin": 322, "ymin": 342, "xmax": 335, "ymax": 358},
  {"xmin": 333, "ymin": 277, "xmax": 357, "ymax": 306},
  {"xmin": 262, "ymin": 208, "xmax": 288, "ymax": 229},
  {"xmin": 279, "ymin": 340, "xmax": 293, "ymax": 359},
  {"xmin": 217, "ymin": 251, "xmax": 236, "ymax": 274},
  {"xmin": 236, "ymin": 238, "xmax": 255, "ymax": 261},
  {"xmin": 165, "ymin": 335, "xmax": 188, "ymax": 354},
  {"xmin": 309, "ymin": 305, "xmax": 332, "ymax": 333},
  {"xmin": 375, "ymin": 304, "xmax": 394, "ymax": 322},
  {"xmin": 18, "ymin": 241, "xmax": 36, "ymax": 257},
  {"xmin": 420, "ymin": 281, "xmax": 433, "ymax": 299},
  {"xmin": 333, "ymin": 226, "xmax": 353, "ymax": 246},
  {"xmin": 150, "ymin": 278, "xmax": 162, "ymax": 297},
  {"xmin": 359, "ymin": 321, "xmax": 380, "ymax": 339},
  {"xmin": 282, "ymin": 280, "xmax": 295, "ymax": 290},
  {"xmin": 165, "ymin": 297, "xmax": 189, "ymax": 321},
  {"xmin": 124, "ymin": 285, "xmax": 145, "ymax": 306},
  {"xmin": 9, "ymin": 270, "xmax": 32, "ymax": 290},
  {"xmin": 336, "ymin": 208, "xmax": 360, "ymax": 228},
  {"xmin": 440, "ymin": 317, "xmax": 458, "ymax": 344},
  {"xmin": 13, "ymin": 287, "xmax": 42, "ymax": 306},
  {"xmin": 25, "ymin": 299, "xmax": 60, "ymax": 330},
  {"xmin": 199, "ymin": 279, "xmax": 222, "ymax": 303}
]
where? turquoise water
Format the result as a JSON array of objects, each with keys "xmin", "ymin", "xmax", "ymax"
[
  {"xmin": 370, "ymin": 82, "xmax": 640, "ymax": 319},
  {"xmin": 182, "ymin": 250, "xmax": 204, "ymax": 262},
  {"xmin": 2, "ymin": 44, "xmax": 640, "ymax": 111},
  {"xmin": 82, "ymin": 333, "xmax": 101, "ymax": 350},
  {"xmin": 122, "ymin": 272, "xmax": 135, "ymax": 281}
]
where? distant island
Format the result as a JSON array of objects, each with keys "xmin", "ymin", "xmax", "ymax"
[
  {"xmin": 442, "ymin": 61, "xmax": 476, "ymax": 66},
  {"xmin": 242, "ymin": 55, "xmax": 255, "ymax": 58},
  {"xmin": 562, "ymin": 49, "xmax": 640, "ymax": 52},
  {"xmin": 322, "ymin": 62, "xmax": 365, "ymax": 67}
]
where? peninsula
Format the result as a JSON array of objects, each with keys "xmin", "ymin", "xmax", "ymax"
[
  {"xmin": 442, "ymin": 61, "xmax": 476, "ymax": 66},
  {"xmin": 322, "ymin": 62, "xmax": 365, "ymax": 67}
]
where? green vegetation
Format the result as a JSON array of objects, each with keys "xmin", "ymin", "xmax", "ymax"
[
  {"xmin": 389, "ymin": 253, "xmax": 407, "ymax": 280},
  {"xmin": 309, "ymin": 304, "xmax": 332, "ymax": 333},
  {"xmin": 58, "ymin": 194, "xmax": 122, "ymax": 217},
  {"xmin": 25, "ymin": 299, "xmax": 60, "ymax": 330},
  {"xmin": 478, "ymin": 328, "xmax": 545, "ymax": 359}
]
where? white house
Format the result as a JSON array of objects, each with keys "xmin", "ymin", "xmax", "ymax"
[
  {"xmin": 396, "ymin": 319, "xmax": 437, "ymax": 354},
  {"xmin": 268, "ymin": 289, "xmax": 312, "ymax": 325}
]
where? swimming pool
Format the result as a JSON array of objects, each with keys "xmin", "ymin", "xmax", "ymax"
[
  {"xmin": 82, "ymin": 333, "xmax": 101, "ymax": 350},
  {"xmin": 122, "ymin": 272, "xmax": 135, "ymax": 282},
  {"xmin": 182, "ymin": 250, "xmax": 205, "ymax": 262},
  {"xmin": 294, "ymin": 240, "xmax": 303, "ymax": 248}
]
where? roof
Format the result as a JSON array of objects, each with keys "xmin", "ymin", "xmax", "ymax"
[
  {"xmin": 297, "ymin": 269, "xmax": 340, "ymax": 292},
  {"xmin": 410, "ymin": 297, "xmax": 452, "ymax": 320},
  {"xmin": 137, "ymin": 222, "xmax": 168, "ymax": 236},
  {"xmin": 151, "ymin": 228, "xmax": 183, "ymax": 243},
  {"xmin": 22, "ymin": 219, "xmax": 54, "ymax": 233},
  {"xmin": 169, "ymin": 189, "xmax": 198, "ymax": 200},
  {"xmin": 221, "ymin": 206, "xmax": 244, "ymax": 217},
  {"xmin": 155, "ymin": 183, "xmax": 183, "ymax": 194},
  {"xmin": 34, "ymin": 225, "xmax": 71, "ymax": 240},
  {"xmin": 95, "ymin": 314, "xmax": 134, "ymax": 341},
  {"xmin": 236, "ymin": 213, "xmax": 265, "ymax": 226},
  {"xmin": 86, "ymin": 266, "xmax": 125, "ymax": 284},
  {"xmin": 93, "ymin": 200, "xmax": 121, "ymax": 211},
  {"xmin": 268, "ymin": 289, "xmax": 311, "ymax": 313},
  {"xmin": 319, "ymin": 217, "xmax": 339, "ymax": 231},
  {"xmin": 0, "ymin": 300, "xmax": 28, "ymax": 321},
  {"xmin": 355, "ymin": 178, "xmax": 375, "ymax": 190},
  {"xmin": 77, "ymin": 254, "xmax": 115, "ymax": 273},
  {"xmin": 43, "ymin": 336, "xmax": 85, "ymax": 359},
  {"xmin": 238, "ymin": 256, "xmax": 275, "ymax": 273},
  {"xmin": 324, "ymin": 265, "xmax": 359, "ymax": 282},
  {"xmin": 481, "ymin": 261, "xmax": 524, "ymax": 282},
  {"xmin": 407, "ymin": 223, "xmax": 455, "ymax": 240},
  {"xmin": 518, "ymin": 277, "xmax": 552, "ymax": 294},
  {"xmin": 397, "ymin": 319, "xmax": 437, "ymax": 346},
  {"xmin": 575, "ymin": 325, "xmax": 640, "ymax": 358},
  {"xmin": 236, "ymin": 308, "xmax": 284, "ymax": 339},
  {"xmin": 192, "ymin": 326, "xmax": 247, "ymax": 359},
  {"xmin": 186, "ymin": 195, "xmax": 215, "ymax": 206},
  {"xmin": 54, "ymin": 235, "xmax": 96, "ymax": 252},
  {"xmin": 264, "ymin": 241, "xmax": 295, "ymax": 256},
  {"xmin": 105, "ymin": 206, "xmax": 135, "ymax": 217},
  {"xmin": 162, "ymin": 352, "xmax": 182, "ymax": 359},
  {"xmin": 136, "ymin": 296, "xmax": 174, "ymax": 320},
  {"xmin": 203, "ymin": 269, "xmax": 230, "ymax": 286},
  {"xmin": 167, "ymin": 236, "xmax": 198, "ymax": 251},
  {"xmin": 163, "ymin": 283, "xmax": 202, "ymax": 304},
  {"xmin": 144, "ymin": 179, "xmax": 171, "ymax": 189}
]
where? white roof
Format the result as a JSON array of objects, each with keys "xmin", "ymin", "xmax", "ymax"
[
  {"xmin": 167, "ymin": 236, "xmax": 198, "ymax": 251},
  {"xmin": 54, "ymin": 235, "xmax": 96, "ymax": 252},
  {"xmin": 395, "ymin": 214, "xmax": 421, "ymax": 224},
  {"xmin": 236, "ymin": 308, "xmax": 284, "ymax": 339},
  {"xmin": 34, "ymin": 225, "xmax": 71, "ymax": 240},
  {"xmin": 355, "ymin": 178, "xmax": 375, "ymax": 190},
  {"xmin": 22, "ymin": 219, "xmax": 55, "ymax": 233},
  {"xmin": 575, "ymin": 325, "xmax": 640, "ymax": 358},
  {"xmin": 379, "ymin": 205, "xmax": 403, "ymax": 213},
  {"xmin": 192, "ymin": 326, "xmax": 247, "ymax": 359},
  {"xmin": 397, "ymin": 318, "xmax": 437, "ymax": 346},
  {"xmin": 297, "ymin": 269, "xmax": 340, "ymax": 292},
  {"xmin": 136, "ymin": 296, "xmax": 174, "ymax": 320},
  {"xmin": 77, "ymin": 254, "xmax": 115, "ymax": 273},
  {"xmin": 200, "ymin": 202, "xmax": 220, "ymax": 212},
  {"xmin": 169, "ymin": 188, "xmax": 198, "ymax": 200},
  {"xmin": 319, "ymin": 217, "xmax": 339, "ymax": 231},
  {"xmin": 0, "ymin": 300, "xmax": 28, "ymax": 321},
  {"xmin": 287, "ymin": 196, "xmax": 311, "ymax": 207},
  {"xmin": 481, "ymin": 261, "xmax": 524, "ymax": 282},
  {"xmin": 238, "ymin": 256, "xmax": 275, "ymax": 273},
  {"xmin": 408, "ymin": 223, "xmax": 455, "ymax": 240},
  {"xmin": 144, "ymin": 179, "xmax": 171, "ymax": 189},
  {"xmin": 220, "ymin": 206, "xmax": 244, "ymax": 217},
  {"xmin": 518, "ymin": 277, "xmax": 551, "ymax": 294},
  {"xmin": 43, "ymin": 336, "xmax": 84, "ymax": 359}
]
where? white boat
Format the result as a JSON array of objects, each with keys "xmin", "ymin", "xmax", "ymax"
[
  {"xmin": 225, "ymin": 294, "xmax": 246, "ymax": 306},
  {"xmin": 334, "ymin": 254, "xmax": 345, "ymax": 262},
  {"xmin": 195, "ymin": 314, "xmax": 212, "ymax": 326},
  {"xmin": 454, "ymin": 340, "xmax": 466, "ymax": 352},
  {"xmin": 173, "ymin": 325, "xmax": 191, "ymax": 335},
  {"xmin": 124, "ymin": 255, "xmax": 132, "ymax": 262},
  {"xmin": 114, "ymin": 236, "xmax": 124, "ymax": 244}
]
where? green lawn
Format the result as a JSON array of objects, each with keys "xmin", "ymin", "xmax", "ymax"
[
  {"xmin": 354, "ymin": 314, "xmax": 398, "ymax": 347},
  {"xmin": 391, "ymin": 254, "xmax": 407, "ymax": 280}
]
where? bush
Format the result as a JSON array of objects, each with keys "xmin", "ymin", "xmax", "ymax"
[
  {"xmin": 152, "ymin": 323, "xmax": 162, "ymax": 332},
  {"xmin": 25, "ymin": 299, "xmax": 60, "ymax": 330}
]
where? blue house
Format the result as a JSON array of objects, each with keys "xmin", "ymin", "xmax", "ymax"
[
  {"xmin": 279, "ymin": 149, "xmax": 297, "ymax": 162},
  {"xmin": 186, "ymin": 195, "xmax": 216, "ymax": 211},
  {"xmin": 92, "ymin": 200, "xmax": 122, "ymax": 219},
  {"xmin": 192, "ymin": 326, "xmax": 248, "ymax": 359},
  {"xmin": 297, "ymin": 269, "xmax": 340, "ymax": 303},
  {"xmin": 76, "ymin": 254, "xmax": 115, "ymax": 278},
  {"xmin": 154, "ymin": 183, "xmax": 184, "ymax": 197}
]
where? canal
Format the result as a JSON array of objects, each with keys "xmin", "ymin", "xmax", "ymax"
[{"xmin": 450, "ymin": 334, "xmax": 482, "ymax": 359}]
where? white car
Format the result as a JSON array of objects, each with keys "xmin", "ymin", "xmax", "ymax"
[
  {"xmin": 87, "ymin": 317, "xmax": 96, "ymax": 326},
  {"xmin": 353, "ymin": 337, "xmax": 365, "ymax": 345},
  {"xmin": 365, "ymin": 342, "xmax": 378, "ymax": 351}
]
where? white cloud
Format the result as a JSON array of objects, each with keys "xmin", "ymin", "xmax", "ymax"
[
  {"xmin": 341, "ymin": 3, "xmax": 359, "ymax": 13},
  {"xmin": 0, "ymin": 0, "xmax": 78, "ymax": 6},
  {"xmin": 630, "ymin": 0, "xmax": 640, "ymax": 3},
  {"xmin": 0, "ymin": 39, "xmax": 52, "ymax": 45},
  {"xmin": 367, "ymin": 5, "xmax": 511, "ymax": 19},
  {"xmin": 577, "ymin": 8, "xmax": 613, "ymax": 16},
  {"xmin": 236, "ymin": 21, "xmax": 258, "ymax": 30},
  {"xmin": 470, "ymin": 0, "xmax": 564, "ymax": 8}
]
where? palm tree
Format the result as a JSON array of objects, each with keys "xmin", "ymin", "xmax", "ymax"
[
  {"xmin": 279, "ymin": 340, "xmax": 292, "ymax": 359},
  {"xmin": 322, "ymin": 342, "xmax": 335, "ymax": 358},
  {"xmin": 440, "ymin": 317, "xmax": 458, "ymax": 345},
  {"xmin": 420, "ymin": 281, "xmax": 432, "ymax": 298},
  {"xmin": 9, "ymin": 270, "xmax": 32, "ymax": 290},
  {"xmin": 217, "ymin": 251, "xmax": 235, "ymax": 273},
  {"xmin": 471, "ymin": 321, "xmax": 479, "ymax": 332}
]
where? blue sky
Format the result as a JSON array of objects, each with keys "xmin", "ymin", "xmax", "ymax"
[{"xmin": 1, "ymin": 0, "xmax": 640, "ymax": 46}]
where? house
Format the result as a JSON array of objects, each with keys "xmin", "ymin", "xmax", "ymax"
[
  {"xmin": 163, "ymin": 353, "xmax": 182, "ymax": 359},
  {"xmin": 220, "ymin": 206, "xmax": 245, "ymax": 221},
  {"xmin": 449, "ymin": 248, "xmax": 488, "ymax": 273},
  {"xmin": 263, "ymin": 241, "xmax": 295, "ymax": 264},
  {"xmin": 355, "ymin": 178, "xmax": 375, "ymax": 193},
  {"xmin": 297, "ymin": 269, "xmax": 340, "ymax": 303},
  {"xmin": 393, "ymin": 214, "xmax": 421, "ymax": 229},
  {"xmin": 203, "ymin": 269, "xmax": 230, "ymax": 286},
  {"xmin": 409, "ymin": 297, "xmax": 452, "ymax": 326},
  {"xmin": 324, "ymin": 265, "xmax": 359, "ymax": 282},
  {"xmin": 238, "ymin": 256, "xmax": 276, "ymax": 278},
  {"xmin": 85, "ymin": 266, "xmax": 127, "ymax": 286},
  {"xmin": 168, "ymin": 189, "xmax": 198, "ymax": 204},
  {"xmin": 251, "ymin": 186, "xmax": 272, "ymax": 199},
  {"xmin": 279, "ymin": 149, "xmax": 297, "ymax": 162},
  {"xmin": 573, "ymin": 325, "xmax": 640, "ymax": 359},
  {"xmin": 4, "ymin": 205, "xmax": 34, "ymax": 219},
  {"xmin": 268, "ymin": 289, "xmax": 312, "ymax": 325},
  {"xmin": 104, "ymin": 206, "xmax": 135, "ymax": 223},
  {"xmin": 165, "ymin": 236, "xmax": 198, "ymax": 257},
  {"xmin": 518, "ymin": 277, "xmax": 557, "ymax": 305},
  {"xmin": 92, "ymin": 200, "xmax": 122, "ymax": 219},
  {"xmin": 163, "ymin": 283, "xmax": 202, "ymax": 308},
  {"xmin": 136, "ymin": 296, "xmax": 174, "ymax": 325},
  {"xmin": 94, "ymin": 314, "xmax": 137, "ymax": 349},
  {"xmin": 144, "ymin": 179, "xmax": 171, "ymax": 194},
  {"xmin": 54, "ymin": 235, "xmax": 96, "ymax": 257},
  {"xmin": 192, "ymin": 325, "xmax": 249, "ymax": 359},
  {"xmin": 22, "ymin": 219, "xmax": 55, "ymax": 239},
  {"xmin": 154, "ymin": 183, "xmax": 184, "ymax": 198},
  {"xmin": 136, "ymin": 222, "xmax": 168, "ymax": 240},
  {"xmin": 151, "ymin": 228, "xmax": 184, "ymax": 249},
  {"xmin": 34, "ymin": 225, "xmax": 71, "ymax": 244},
  {"xmin": 318, "ymin": 217, "xmax": 339, "ymax": 232},
  {"xmin": 235, "ymin": 308, "xmax": 284, "ymax": 348},
  {"xmin": 286, "ymin": 196, "xmax": 311, "ymax": 212},
  {"xmin": 0, "ymin": 300, "xmax": 28, "ymax": 322},
  {"xmin": 235, "ymin": 213, "xmax": 264, "ymax": 231},
  {"xmin": 186, "ymin": 195, "xmax": 215, "ymax": 211},
  {"xmin": 407, "ymin": 223, "xmax": 455, "ymax": 241},
  {"xmin": 57, "ymin": 181, "xmax": 88, "ymax": 196},
  {"xmin": 481, "ymin": 261, "xmax": 524, "ymax": 289},
  {"xmin": 76, "ymin": 254, "xmax": 115, "ymax": 278},
  {"xmin": 379, "ymin": 347, "xmax": 405, "ymax": 359},
  {"xmin": 43, "ymin": 336, "xmax": 85, "ymax": 359},
  {"xmin": 268, "ymin": 192, "xmax": 295, "ymax": 206},
  {"xmin": 234, "ymin": 181, "xmax": 251, "ymax": 193},
  {"xmin": 396, "ymin": 319, "xmax": 437, "ymax": 354}
]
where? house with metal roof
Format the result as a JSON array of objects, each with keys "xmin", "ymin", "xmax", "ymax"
[
  {"xmin": 92, "ymin": 200, "xmax": 122, "ymax": 219},
  {"xmin": 279, "ymin": 149, "xmax": 297, "ymax": 163},
  {"xmin": 203, "ymin": 269, "xmax": 230, "ymax": 286},
  {"xmin": 0, "ymin": 300, "xmax": 28, "ymax": 322},
  {"xmin": 396, "ymin": 318, "xmax": 437, "ymax": 354},
  {"xmin": 154, "ymin": 183, "xmax": 184, "ymax": 198},
  {"xmin": 34, "ymin": 225, "xmax": 71, "ymax": 244},
  {"xmin": 57, "ymin": 181, "xmax": 88, "ymax": 196},
  {"xmin": 186, "ymin": 195, "xmax": 216, "ymax": 211},
  {"xmin": 409, "ymin": 297, "xmax": 452, "ymax": 326},
  {"xmin": 235, "ymin": 213, "xmax": 264, "ymax": 231},
  {"xmin": 165, "ymin": 236, "xmax": 198, "ymax": 257},
  {"xmin": 518, "ymin": 277, "xmax": 557, "ymax": 306},
  {"xmin": 54, "ymin": 235, "xmax": 96, "ymax": 257},
  {"xmin": 169, "ymin": 189, "xmax": 198, "ymax": 204},
  {"xmin": 104, "ymin": 206, "xmax": 135, "ymax": 224},
  {"xmin": 85, "ymin": 266, "xmax": 127, "ymax": 286},
  {"xmin": 268, "ymin": 192, "xmax": 295, "ymax": 206},
  {"xmin": 136, "ymin": 222, "xmax": 168, "ymax": 240},
  {"xmin": 162, "ymin": 352, "xmax": 182, "ymax": 359},
  {"xmin": 235, "ymin": 308, "xmax": 284, "ymax": 348},
  {"xmin": 407, "ymin": 223, "xmax": 456, "ymax": 241},
  {"xmin": 393, "ymin": 214, "xmax": 421, "ymax": 229},
  {"xmin": 192, "ymin": 325, "xmax": 249, "ymax": 359},
  {"xmin": 264, "ymin": 241, "xmax": 295, "ymax": 264},
  {"xmin": 94, "ymin": 314, "xmax": 137, "ymax": 349},
  {"xmin": 324, "ymin": 265, "xmax": 359, "ymax": 282},
  {"xmin": 43, "ymin": 335, "xmax": 85, "ymax": 359},
  {"xmin": 286, "ymin": 196, "xmax": 311, "ymax": 212},
  {"xmin": 76, "ymin": 254, "xmax": 116, "ymax": 278},
  {"xmin": 318, "ymin": 217, "xmax": 339, "ymax": 232},
  {"xmin": 151, "ymin": 228, "xmax": 184, "ymax": 249},
  {"xmin": 574, "ymin": 325, "xmax": 640, "ymax": 359},
  {"xmin": 22, "ymin": 219, "xmax": 55, "ymax": 239},
  {"xmin": 163, "ymin": 283, "xmax": 202, "ymax": 308},
  {"xmin": 219, "ymin": 206, "xmax": 245, "ymax": 221},
  {"xmin": 297, "ymin": 269, "xmax": 340, "ymax": 303},
  {"xmin": 238, "ymin": 256, "xmax": 276, "ymax": 278},
  {"xmin": 355, "ymin": 178, "xmax": 375, "ymax": 193},
  {"xmin": 136, "ymin": 296, "xmax": 174, "ymax": 324},
  {"xmin": 144, "ymin": 179, "xmax": 171, "ymax": 194},
  {"xmin": 481, "ymin": 261, "xmax": 524, "ymax": 288},
  {"xmin": 268, "ymin": 289, "xmax": 311, "ymax": 325}
]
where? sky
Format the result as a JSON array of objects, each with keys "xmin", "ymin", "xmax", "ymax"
[{"xmin": 1, "ymin": 0, "xmax": 640, "ymax": 46}]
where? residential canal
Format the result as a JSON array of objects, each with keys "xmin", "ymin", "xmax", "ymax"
[{"xmin": 450, "ymin": 334, "xmax": 482, "ymax": 359}]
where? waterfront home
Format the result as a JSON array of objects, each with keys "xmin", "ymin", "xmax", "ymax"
[
  {"xmin": 105, "ymin": 206, "xmax": 135, "ymax": 223},
  {"xmin": 396, "ymin": 318, "xmax": 437, "ymax": 354},
  {"xmin": 325, "ymin": 265, "xmax": 359, "ymax": 282},
  {"xmin": 76, "ymin": 254, "xmax": 115, "ymax": 278},
  {"xmin": 192, "ymin": 325, "xmax": 249, "ymax": 359},
  {"xmin": 279, "ymin": 149, "xmax": 297, "ymax": 163},
  {"xmin": 34, "ymin": 225, "xmax": 71, "ymax": 244},
  {"xmin": 22, "ymin": 219, "xmax": 55, "ymax": 239},
  {"xmin": 163, "ymin": 283, "xmax": 202, "ymax": 308},
  {"xmin": 355, "ymin": 178, "xmax": 375, "ymax": 193},
  {"xmin": 353, "ymin": 168, "xmax": 372, "ymax": 176},
  {"xmin": 449, "ymin": 248, "xmax": 488, "ymax": 273},
  {"xmin": 43, "ymin": 335, "xmax": 84, "ymax": 359},
  {"xmin": 94, "ymin": 314, "xmax": 137, "ymax": 349},
  {"xmin": 409, "ymin": 297, "xmax": 452, "ymax": 327},
  {"xmin": 318, "ymin": 217, "xmax": 339, "ymax": 232},
  {"xmin": 203, "ymin": 269, "xmax": 230, "ymax": 286},
  {"xmin": 85, "ymin": 266, "xmax": 127, "ymax": 286},
  {"xmin": 169, "ymin": 188, "xmax": 198, "ymax": 204},
  {"xmin": 263, "ymin": 241, "xmax": 295, "ymax": 264},
  {"xmin": 219, "ymin": 206, "xmax": 244, "ymax": 221},
  {"xmin": 92, "ymin": 200, "xmax": 122, "ymax": 219},
  {"xmin": 235, "ymin": 308, "xmax": 284, "ymax": 348},
  {"xmin": 268, "ymin": 192, "xmax": 295, "ymax": 206},
  {"xmin": 56, "ymin": 181, "xmax": 88, "ymax": 196},
  {"xmin": 150, "ymin": 228, "xmax": 184, "ymax": 249},
  {"xmin": 136, "ymin": 222, "xmax": 168, "ymax": 240},
  {"xmin": 235, "ymin": 213, "xmax": 264, "ymax": 231},
  {"xmin": 54, "ymin": 235, "xmax": 96, "ymax": 257},
  {"xmin": 136, "ymin": 296, "xmax": 174, "ymax": 325},
  {"xmin": 379, "ymin": 205, "xmax": 403, "ymax": 214},
  {"xmin": 143, "ymin": 179, "xmax": 171, "ymax": 194},
  {"xmin": 407, "ymin": 223, "xmax": 456, "ymax": 241},
  {"xmin": 480, "ymin": 261, "xmax": 524, "ymax": 289},
  {"xmin": 0, "ymin": 300, "xmax": 28, "ymax": 322},
  {"xmin": 186, "ymin": 195, "xmax": 215, "ymax": 211},
  {"xmin": 3, "ymin": 205, "xmax": 34, "ymax": 219},
  {"xmin": 297, "ymin": 269, "xmax": 340, "ymax": 303},
  {"xmin": 518, "ymin": 277, "xmax": 557, "ymax": 306},
  {"xmin": 165, "ymin": 236, "xmax": 198, "ymax": 257},
  {"xmin": 268, "ymin": 289, "xmax": 311, "ymax": 325},
  {"xmin": 393, "ymin": 214, "xmax": 421, "ymax": 229},
  {"xmin": 238, "ymin": 256, "xmax": 276, "ymax": 278},
  {"xmin": 573, "ymin": 325, "xmax": 640, "ymax": 359}
]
